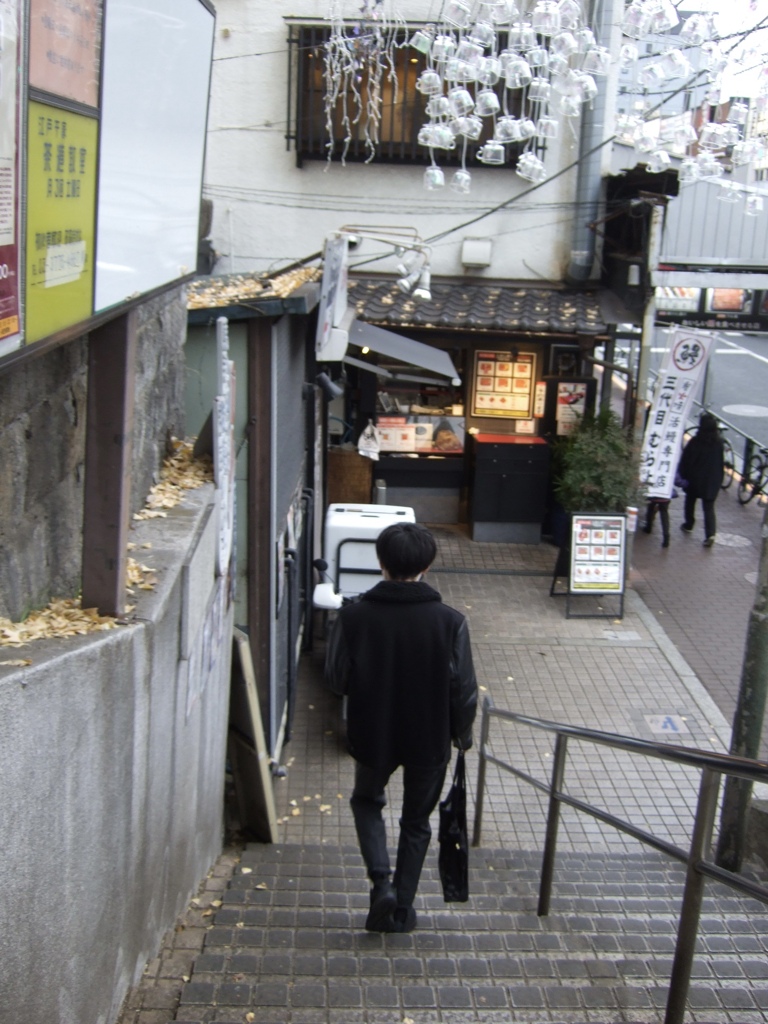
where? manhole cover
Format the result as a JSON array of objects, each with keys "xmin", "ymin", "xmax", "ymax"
[{"xmin": 714, "ymin": 533, "xmax": 753, "ymax": 548}]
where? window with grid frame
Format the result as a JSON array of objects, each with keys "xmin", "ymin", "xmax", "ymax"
[{"xmin": 292, "ymin": 24, "xmax": 529, "ymax": 167}]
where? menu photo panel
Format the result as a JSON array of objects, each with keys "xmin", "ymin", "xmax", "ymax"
[{"xmin": 472, "ymin": 349, "xmax": 536, "ymax": 419}]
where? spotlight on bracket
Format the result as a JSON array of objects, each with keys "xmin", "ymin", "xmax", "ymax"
[
  {"xmin": 397, "ymin": 268, "xmax": 421, "ymax": 293},
  {"xmin": 412, "ymin": 268, "xmax": 432, "ymax": 302},
  {"xmin": 316, "ymin": 372, "xmax": 345, "ymax": 400}
]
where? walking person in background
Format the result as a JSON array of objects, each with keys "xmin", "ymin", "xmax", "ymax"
[
  {"xmin": 678, "ymin": 412, "xmax": 725, "ymax": 548},
  {"xmin": 325, "ymin": 522, "xmax": 477, "ymax": 934},
  {"xmin": 642, "ymin": 492, "xmax": 672, "ymax": 548}
]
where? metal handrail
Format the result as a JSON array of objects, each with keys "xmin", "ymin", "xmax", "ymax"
[{"xmin": 472, "ymin": 697, "xmax": 768, "ymax": 1024}]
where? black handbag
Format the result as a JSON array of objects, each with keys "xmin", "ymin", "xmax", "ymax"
[{"xmin": 438, "ymin": 750, "xmax": 469, "ymax": 902}]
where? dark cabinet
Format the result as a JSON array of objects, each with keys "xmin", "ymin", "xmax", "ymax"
[{"xmin": 470, "ymin": 434, "xmax": 550, "ymax": 542}]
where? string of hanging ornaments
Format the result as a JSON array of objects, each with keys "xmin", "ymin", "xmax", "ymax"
[
  {"xmin": 615, "ymin": 0, "xmax": 768, "ymax": 215},
  {"xmin": 322, "ymin": 0, "xmax": 768, "ymax": 212}
]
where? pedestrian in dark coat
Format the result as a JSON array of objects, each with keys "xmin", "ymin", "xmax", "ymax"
[
  {"xmin": 326, "ymin": 522, "xmax": 477, "ymax": 934},
  {"xmin": 678, "ymin": 412, "xmax": 725, "ymax": 547}
]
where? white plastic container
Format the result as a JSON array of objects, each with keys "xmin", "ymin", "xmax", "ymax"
[{"xmin": 324, "ymin": 503, "xmax": 416, "ymax": 598}]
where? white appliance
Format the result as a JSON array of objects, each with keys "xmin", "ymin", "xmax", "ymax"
[{"xmin": 323, "ymin": 503, "xmax": 416, "ymax": 598}]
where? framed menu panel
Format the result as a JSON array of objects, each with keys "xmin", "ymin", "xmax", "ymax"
[
  {"xmin": 569, "ymin": 515, "xmax": 626, "ymax": 594},
  {"xmin": 472, "ymin": 350, "xmax": 536, "ymax": 419}
]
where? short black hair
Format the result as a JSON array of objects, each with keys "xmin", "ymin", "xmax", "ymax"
[{"xmin": 376, "ymin": 523, "xmax": 437, "ymax": 580}]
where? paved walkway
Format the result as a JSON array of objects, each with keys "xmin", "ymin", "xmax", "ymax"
[{"xmin": 117, "ymin": 493, "xmax": 768, "ymax": 1024}]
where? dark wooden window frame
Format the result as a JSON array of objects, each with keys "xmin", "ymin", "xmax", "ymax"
[{"xmin": 287, "ymin": 22, "xmax": 546, "ymax": 168}]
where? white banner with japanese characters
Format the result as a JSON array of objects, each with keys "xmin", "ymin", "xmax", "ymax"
[{"xmin": 639, "ymin": 328, "xmax": 716, "ymax": 499}]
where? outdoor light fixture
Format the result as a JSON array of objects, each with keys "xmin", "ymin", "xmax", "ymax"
[
  {"xmin": 412, "ymin": 268, "xmax": 432, "ymax": 302},
  {"xmin": 316, "ymin": 372, "xmax": 345, "ymax": 401}
]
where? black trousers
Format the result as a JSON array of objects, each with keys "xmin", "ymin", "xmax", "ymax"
[
  {"xmin": 645, "ymin": 500, "xmax": 670, "ymax": 542},
  {"xmin": 351, "ymin": 759, "xmax": 447, "ymax": 909},
  {"xmin": 683, "ymin": 492, "xmax": 716, "ymax": 539}
]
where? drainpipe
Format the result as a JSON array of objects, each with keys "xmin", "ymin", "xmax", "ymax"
[{"xmin": 565, "ymin": 0, "xmax": 616, "ymax": 284}]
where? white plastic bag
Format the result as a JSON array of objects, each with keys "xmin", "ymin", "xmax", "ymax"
[{"xmin": 358, "ymin": 419, "xmax": 381, "ymax": 462}]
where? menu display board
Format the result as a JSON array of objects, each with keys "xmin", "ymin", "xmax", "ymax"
[
  {"xmin": 569, "ymin": 515, "xmax": 626, "ymax": 594},
  {"xmin": 472, "ymin": 350, "xmax": 536, "ymax": 419}
]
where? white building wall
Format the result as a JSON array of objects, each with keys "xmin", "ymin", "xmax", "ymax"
[{"xmin": 205, "ymin": 0, "xmax": 585, "ymax": 282}]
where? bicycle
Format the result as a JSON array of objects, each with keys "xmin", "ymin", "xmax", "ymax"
[
  {"xmin": 737, "ymin": 444, "xmax": 768, "ymax": 505},
  {"xmin": 681, "ymin": 420, "xmax": 734, "ymax": 491}
]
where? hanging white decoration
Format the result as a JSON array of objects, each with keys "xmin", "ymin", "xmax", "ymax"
[{"xmin": 321, "ymin": 0, "xmax": 768, "ymax": 212}]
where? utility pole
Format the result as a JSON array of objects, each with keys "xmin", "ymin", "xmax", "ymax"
[{"xmin": 716, "ymin": 504, "xmax": 768, "ymax": 871}]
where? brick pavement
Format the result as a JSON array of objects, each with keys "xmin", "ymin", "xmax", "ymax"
[
  {"xmin": 115, "ymin": 515, "xmax": 768, "ymax": 1024},
  {"xmin": 630, "ymin": 486, "xmax": 768, "ymax": 758}
]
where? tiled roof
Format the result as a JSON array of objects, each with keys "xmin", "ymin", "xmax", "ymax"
[{"xmin": 347, "ymin": 276, "xmax": 610, "ymax": 336}]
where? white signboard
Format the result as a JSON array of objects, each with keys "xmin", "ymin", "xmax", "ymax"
[
  {"xmin": 315, "ymin": 234, "xmax": 349, "ymax": 360},
  {"xmin": 569, "ymin": 515, "xmax": 626, "ymax": 594},
  {"xmin": 95, "ymin": 0, "xmax": 214, "ymax": 311},
  {"xmin": 214, "ymin": 317, "xmax": 235, "ymax": 576},
  {"xmin": 639, "ymin": 328, "xmax": 715, "ymax": 500}
]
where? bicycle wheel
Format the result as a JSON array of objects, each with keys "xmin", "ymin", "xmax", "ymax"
[
  {"xmin": 721, "ymin": 438, "xmax": 734, "ymax": 490},
  {"xmin": 737, "ymin": 454, "xmax": 762, "ymax": 505}
]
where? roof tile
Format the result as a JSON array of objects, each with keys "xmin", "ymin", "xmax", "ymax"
[{"xmin": 347, "ymin": 277, "xmax": 609, "ymax": 336}]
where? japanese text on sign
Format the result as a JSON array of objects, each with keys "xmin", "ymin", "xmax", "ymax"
[{"xmin": 639, "ymin": 329, "xmax": 715, "ymax": 500}]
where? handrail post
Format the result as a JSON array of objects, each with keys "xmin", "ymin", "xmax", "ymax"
[
  {"xmin": 664, "ymin": 767, "xmax": 722, "ymax": 1024},
  {"xmin": 472, "ymin": 697, "xmax": 492, "ymax": 847},
  {"xmin": 538, "ymin": 732, "xmax": 568, "ymax": 916}
]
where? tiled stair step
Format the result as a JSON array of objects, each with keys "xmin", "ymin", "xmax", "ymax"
[{"xmin": 176, "ymin": 843, "xmax": 768, "ymax": 1023}]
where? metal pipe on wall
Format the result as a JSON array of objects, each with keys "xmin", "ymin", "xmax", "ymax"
[{"xmin": 566, "ymin": 0, "xmax": 617, "ymax": 285}]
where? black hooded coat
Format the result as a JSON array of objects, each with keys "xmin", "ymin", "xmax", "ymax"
[
  {"xmin": 678, "ymin": 416, "xmax": 724, "ymax": 502},
  {"xmin": 325, "ymin": 580, "xmax": 477, "ymax": 770}
]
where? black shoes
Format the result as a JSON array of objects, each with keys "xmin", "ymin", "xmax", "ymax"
[
  {"xmin": 703, "ymin": 536, "xmax": 715, "ymax": 548},
  {"xmin": 394, "ymin": 906, "xmax": 417, "ymax": 932},
  {"xmin": 680, "ymin": 523, "xmax": 694, "ymax": 534},
  {"xmin": 364, "ymin": 879, "xmax": 418, "ymax": 933},
  {"xmin": 662, "ymin": 538, "xmax": 670, "ymax": 548},
  {"xmin": 365, "ymin": 879, "xmax": 397, "ymax": 932}
]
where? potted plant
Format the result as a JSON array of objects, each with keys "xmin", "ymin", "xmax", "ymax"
[{"xmin": 551, "ymin": 409, "xmax": 639, "ymax": 542}]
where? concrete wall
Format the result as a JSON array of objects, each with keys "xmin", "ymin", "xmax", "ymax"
[
  {"xmin": 0, "ymin": 340, "xmax": 88, "ymax": 621},
  {"xmin": 0, "ymin": 484, "xmax": 231, "ymax": 1024},
  {"xmin": 204, "ymin": 0, "xmax": 581, "ymax": 282},
  {"xmin": 0, "ymin": 287, "xmax": 187, "ymax": 622}
]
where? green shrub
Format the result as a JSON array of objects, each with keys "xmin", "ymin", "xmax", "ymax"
[{"xmin": 553, "ymin": 409, "xmax": 639, "ymax": 514}]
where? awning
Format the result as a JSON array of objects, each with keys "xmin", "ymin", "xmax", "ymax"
[{"xmin": 345, "ymin": 318, "xmax": 462, "ymax": 385}]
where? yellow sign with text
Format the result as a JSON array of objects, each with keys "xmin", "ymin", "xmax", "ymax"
[{"xmin": 25, "ymin": 101, "xmax": 97, "ymax": 344}]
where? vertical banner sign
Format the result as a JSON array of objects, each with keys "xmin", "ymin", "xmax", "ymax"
[
  {"xmin": 214, "ymin": 317, "xmax": 236, "ymax": 577},
  {"xmin": 639, "ymin": 328, "xmax": 715, "ymax": 500},
  {"xmin": 0, "ymin": 0, "xmax": 20, "ymax": 355},
  {"xmin": 25, "ymin": 101, "xmax": 98, "ymax": 344},
  {"xmin": 315, "ymin": 234, "xmax": 349, "ymax": 361},
  {"xmin": 29, "ymin": 0, "xmax": 102, "ymax": 108}
]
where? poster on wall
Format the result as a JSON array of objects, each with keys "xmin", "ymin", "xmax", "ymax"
[
  {"xmin": 28, "ymin": 0, "xmax": 102, "ymax": 108},
  {"xmin": 0, "ymin": 0, "xmax": 21, "ymax": 356},
  {"xmin": 569, "ymin": 515, "xmax": 626, "ymax": 594},
  {"xmin": 472, "ymin": 350, "xmax": 536, "ymax": 419},
  {"xmin": 555, "ymin": 381, "xmax": 588, "ymax": 436},
  {"xmin": 25, "ymin": 100, "xmax": 98, "ymax": 344}
]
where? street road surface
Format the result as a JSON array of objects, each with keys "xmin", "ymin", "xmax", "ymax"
[{"xmin": 612, "ymin": 329, "xmax": 768, "ymax": 460}]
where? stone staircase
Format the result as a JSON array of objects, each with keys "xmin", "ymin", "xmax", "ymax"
[{"xmin": 174, "ymin": 843, "xmax": 768, "ymax": 1023}]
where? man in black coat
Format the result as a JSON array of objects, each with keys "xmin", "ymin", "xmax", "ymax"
[
  {"xmin": 678, "ymin": 412, "xmax": 725, "ymax": 547},
  {"xmin": 326, "ymin": 522, "xmax": 477, "ymax": 933}
]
